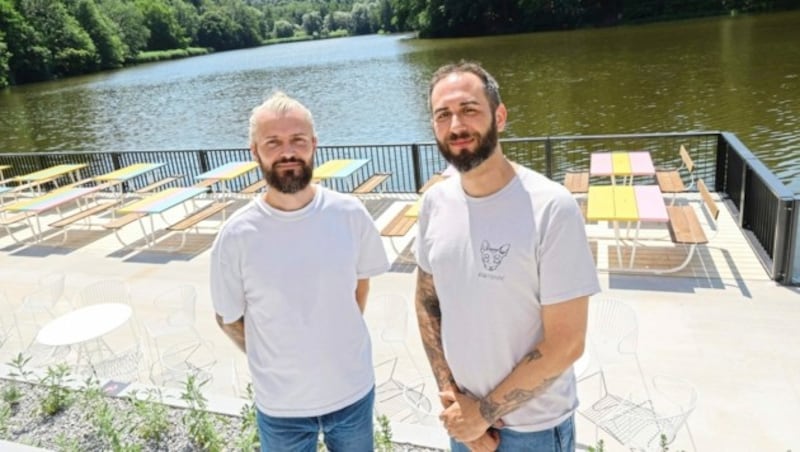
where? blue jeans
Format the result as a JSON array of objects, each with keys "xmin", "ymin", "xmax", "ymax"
[
  {"xmin": 257, "ymin": 387, "xmax": 374, "ymax": 452},
  {"xmin": 450, "ymin": 415, "xmax": 575, "ymax": 452}
]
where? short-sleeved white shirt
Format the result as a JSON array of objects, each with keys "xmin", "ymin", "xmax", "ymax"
[
  {"xmin": 415, "ymin": 165, "xmax": 601, "ymax": 431},
  {"xmin": 210, "ymin": 187, "xmax": 389, "ymax": 417}
]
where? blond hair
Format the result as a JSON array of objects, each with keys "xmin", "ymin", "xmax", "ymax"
[{"xmin": 249, "ymin": 91, "xmax": 316, "ymax": 146}]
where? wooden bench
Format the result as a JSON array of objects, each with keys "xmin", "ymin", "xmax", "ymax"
[
  {"xmin": 381, "ymin": 205, "xmax": 417, "ymax": 237},
  {"xmin": 167, "ymin": 201, "xmax": 232, "ymax": 232},
  {"xmin": 0, "ymin": 211, "xmax": 35, "ymax": 226},
  {"xmin": 103, "ymin": 213, "xmax": 147, "ymax": 230},
  {"xmin": 135, "ymin": 175, "xmax": 184, "ymax": 194},
  {"xmin": 353, "ymin": 172, "xmax": 391, "ymax": 194},
  {"xmin": 656, "ymin": 145, "xmax": 695, "ymax": 196},
  {"xmin": 564, "ymin": 171, "xmax": 589, "ymax": 194},
  {"xmin": 49, "ymin": 200, "xmax": 122, "ymax": 228},
  {"xmin": 418, "ymin": 174, "xmax": 446, "ymax": 194},
  {"xmin": 240, "ymin": 179, "xmax": 266, "ymax": 195},
  {"xmin": 660, "ymin": 179, "xmax": 719, "ymax": 273}
]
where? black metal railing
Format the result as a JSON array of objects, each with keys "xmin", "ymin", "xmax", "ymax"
[{"xmin": 1, "ymin": 131, "xmax": 797, "ymax": 284}]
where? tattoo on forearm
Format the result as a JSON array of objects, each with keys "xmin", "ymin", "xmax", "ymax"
[
  {"xmin": 415, "ymin": 270, "xmax": 455, "ymax": 391},
  {"xmin": 478, "ymin": 348, "xmax": 559, "ymax": 424}
]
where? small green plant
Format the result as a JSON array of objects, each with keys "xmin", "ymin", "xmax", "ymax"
[
  {"xmin": 588, "ymin": 439, "xmax": 605, "ymax": 452},
  {"xmin": 3, "ymin": 353, "xmax": 33, "ymax": 406},
  {"xmin": 233, "ymin": 384, "xmax": 259, "ymax": 451},
  {"xmin": 131, "ymin": 389, "xmax": 170, "ymax": 444},
  {"xmin": 0, "ymin": 401, "xmax": 11, "ymax": 437},
  {"xmin": 39, "ymin": 363, "xmax": 74, "ymax": 416},
  {"xmin": 181, "ymin": 374, "xmax": 223, "ymax": 452},
  {"xmin": 53, "ymin": 433, "xmax": 81, "ymax": 452},
  {"xmin": 374, "ymin": 414, "xmax": 393, "ymax": 451},
  {"xmin": 94, "ymin": 395, "xmax": 141, "ymax": 452}
]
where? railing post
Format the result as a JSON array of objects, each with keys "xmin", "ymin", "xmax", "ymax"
[
  {"xmin": 789, "ymin": 198, "xmax": 800, "ymax": 285},
  {"xmin": 412, "ymin": 143, "xmax": 422, "ymax": 192},
  {"xmin": 198, "ymin": 150, "xmax": 210, "ymax": 174},
  {"xmin": 715, "ymin": 134, "xmax": 728, "ymax": 192},
  {"xmin": 111, "ymin": 152, "xmax": 122, "ymax": 170},
  {"xmin": 773, "ymin": 199, "xmax": 792, "ymax": 283},
  {"xmin": 544, "ymin": 137, "xmax": 553, "ymax": 179}
]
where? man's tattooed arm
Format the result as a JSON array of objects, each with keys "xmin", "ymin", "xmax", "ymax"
[
  {"xmin": 476, "ymin": 296, "xmax": 589, "ymax": 425},
  {"xmin": 414, "ymin": 268, "xmax": 457, "ymax": 394}
]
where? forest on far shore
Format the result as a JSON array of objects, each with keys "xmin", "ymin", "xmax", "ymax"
[{"xmin": 1, "ymin": 0, "xmax": 798, "ymax": 88}]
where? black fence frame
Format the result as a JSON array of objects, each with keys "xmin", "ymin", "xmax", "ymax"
[{"xmin": 1, "ymin": 131, "xmax": 797, "ymax": 284}]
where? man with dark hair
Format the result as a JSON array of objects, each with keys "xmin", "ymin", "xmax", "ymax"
[{"xmin": 415, "ymin": 61, "xmax": 600, "ymax": 451}]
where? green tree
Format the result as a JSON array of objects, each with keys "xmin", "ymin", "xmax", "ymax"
[
  {"xmin": 136, "ymin": 0, "xmax": 187, "ymax": 50},
  {"xmin": 273, "ymin": 18, "xmax": 295, "ymax": 38},
  {"xmin": 350, "ymin": 2, "xmax": 372, "ymax": 34},
  {"xmin": 98, "ymin": 0, "xmax": 150, "ymax": 60},
  {"xmin": 196, "ymin": 8, "xmax": 238, "ymax": 50},
  {"xmin": 75, "ymin": 0, "xmax": 125, "ymax": 69},
  {"xmin": 302, "ymin": 10, "xmax": 322, "ymax": 36},
  {"xmin": 0, "ymin": 31, "xmax": 10, "ymax": 88},
  {"xmin": 168, "ymin": 0, "xmax": 199, "ymax": 42},
  {"xmin": 16, "ymin": 0, "xmax": 98, "ymax": 75},
  {"xmin": 0, "ymin": 0, "xmax": 52, "ymax": 82}
]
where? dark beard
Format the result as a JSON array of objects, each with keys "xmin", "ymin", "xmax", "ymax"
[
  {"xmin": 435, "ymin": 119, "xmax": 498, "ymax": 173},
  {"xmin": 261, "ymin": 156, "xmax": 313, "ymax": 194}
]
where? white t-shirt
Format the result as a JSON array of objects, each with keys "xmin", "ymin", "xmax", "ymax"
[
  {"xmin": 415, "ymin": 165, "xmax": 601, "ymax": 432},
  {"xmin": 210, "ymin": 187, "xmax": 390, "ymax": 417}
]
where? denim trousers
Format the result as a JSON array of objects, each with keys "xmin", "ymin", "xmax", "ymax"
[
  {"xmin": 450, "ymin": 415, "xmax": 575, "ymax": 452},
  {"xmin": 256, "ymin": 387, "xmax": 374, "ymax": 452}
]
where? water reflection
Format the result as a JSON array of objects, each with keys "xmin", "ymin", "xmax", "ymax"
[{"xmin": 0, "ymin": 12, "xmax": 798, "ymax": 191}]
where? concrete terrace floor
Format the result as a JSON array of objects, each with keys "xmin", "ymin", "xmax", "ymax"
[{"xmin": 0, "ymin": 191, "xmax": 798, "ymax": 451}]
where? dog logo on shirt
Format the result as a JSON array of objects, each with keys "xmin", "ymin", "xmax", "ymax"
[{"xmin": 480, "ymin": 240, "xmax": 510, "ymax": 271}]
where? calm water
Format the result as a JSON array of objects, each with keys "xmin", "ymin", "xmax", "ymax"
[{"xmin": 1, "ymin": 11, "xmax": 798, "ymax": 192}]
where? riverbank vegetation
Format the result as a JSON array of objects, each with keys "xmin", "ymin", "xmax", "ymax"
[{"xmin": 1, "ymin": 0, "xmax": 798, "ymax": 88}]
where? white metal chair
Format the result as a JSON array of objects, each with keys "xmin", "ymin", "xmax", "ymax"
[
  {"xmin": 157, "ymin": 339, "xmax": 215, "ymax": 388},
  {"xmin": 14, "ymin": 272, "xmax": 67, "ymax": 326},
  {"xmin": 581, "ymin": 375, "xmax": 698, "ymax": 451},
  {"xmin": 372, "ymin": 293, "xmax": 432, "ymax": 423},
  {"xmin": 578, "ymin": 298, "xmax": 647, "ymax": 392},
  {"xmin": 89, "ymin": 340, "xmax": 144, "ymax": 382},
  {"xmin": 142, "ymin": 285, "xmax": 212, "ymax": 386},
  {"xmin": 373, "ymin": 293, "xmax": 411, "ymax": 400},
  {"xmin": 578, "ymin": 298, "xmax": 653, "ymax": 445},
  {"xmin": 74, "ymin": 279, "xmax": 131, "ymax": 307}
]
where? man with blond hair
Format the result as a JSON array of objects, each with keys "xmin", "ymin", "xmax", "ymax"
[{"xmin": 210, "ymin": 91, "xmax": 389, "ymax": 451}]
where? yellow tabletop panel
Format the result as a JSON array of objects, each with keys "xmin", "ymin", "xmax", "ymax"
[
  {"xmin": 613, "ymin": 186, "xmax": 639, "ymax": 221},
  {"xmin": 587, "ymin": 186, "xmax": 616, "ymax": 221},
  {"xmin": 611, "ymin": 152, "xmax": 632, "ymax": 176},
  {"xmin": 313, "ymin": 160, "xmax": 351, "ymax": 179}
]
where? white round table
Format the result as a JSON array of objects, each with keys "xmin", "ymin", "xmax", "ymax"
[{"xmin": 37, "ymin": 303, "xmax": 132, "ymax": 347}]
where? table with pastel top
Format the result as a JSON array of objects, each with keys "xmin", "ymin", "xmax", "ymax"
[
  {"xmin": 195, "ymin": 161, "xmax": 259, "ymax": 198},
  {"xmin": 115, "ymin": 187, "xmax": 208, "ymax": 248},
  {"xmin": 312, "ymin": 159, "xmax": 369, "ymax": 192},
  {"xmin": 586, "ymin": 184, "xmax": 668, "ymax": 269},
  {"xmin": 590, "ymin": 151, "xmax": 655, "ymax": 185}
]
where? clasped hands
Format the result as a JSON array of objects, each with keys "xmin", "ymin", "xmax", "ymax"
[{"xmin": 439, "ymin": 390, "xmax": 503, "ymax": 452}]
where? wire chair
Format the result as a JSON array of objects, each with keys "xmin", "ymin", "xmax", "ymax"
[
  {"xmin": 74, "ymin": 279, "xmax": 131, "ymax": 307},
  {"xmin": 582, "ymin": 375, "xmax": 698, "ymax": 451}
]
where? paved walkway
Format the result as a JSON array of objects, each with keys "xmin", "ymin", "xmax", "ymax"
[{"xmin": 1, "ymin": 193, "xmax": 798, "ymax": 450}]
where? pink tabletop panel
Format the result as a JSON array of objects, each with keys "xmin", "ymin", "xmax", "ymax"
[
  {"xmin": 628, "ymin": 151, "xmax": 655, "ymax": 175},
  {"xmin": 634, "ymin": 185, "xmax": 668, "ymax": 222},
  {"xmin": 590, "ymin": 153, "xmax": 613, "ymax": 176}
]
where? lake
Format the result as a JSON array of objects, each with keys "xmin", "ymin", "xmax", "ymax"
[{"xmin": 1, "ymin": 10, "xmax": 798, "ymax": 192}]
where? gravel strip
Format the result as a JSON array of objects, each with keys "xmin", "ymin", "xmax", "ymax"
[{"xmin": 0, "ymin": 379, "xmax": 444, "ymax": 451}]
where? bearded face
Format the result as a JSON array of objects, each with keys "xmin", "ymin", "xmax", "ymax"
[
  {"xmin": 258, "ymin": 154, "xmax": 314, "ymax": 194},
  {"xmin": 435, "ymin": 113, "xmax": 498, "ymax": 173}
]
